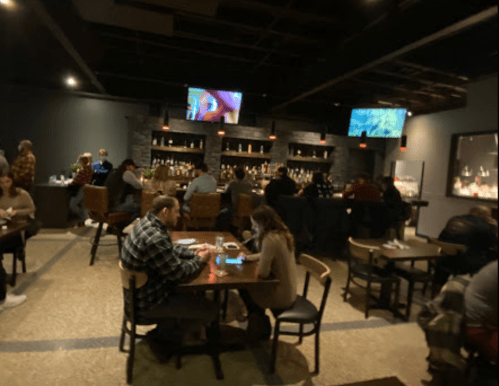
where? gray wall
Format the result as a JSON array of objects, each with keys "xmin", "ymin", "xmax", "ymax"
[
  {"xmin": 383, "ymin": 75, "xmax": 498, "ymax": 238},
  {"xmin": 0, "ymin": 85, "xmax": 149, "ymax": 182}
]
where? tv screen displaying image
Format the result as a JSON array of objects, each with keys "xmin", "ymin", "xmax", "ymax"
[
  {"xmin": 348, "ymin": 108, "xmax": 407, "ymax": 138},
  {"xmin": 187, "ymin": 88, "xmax": 243, "ymax": 124}
]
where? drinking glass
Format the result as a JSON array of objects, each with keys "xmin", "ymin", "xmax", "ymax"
[{"xmin": 215, "ymin": 235, "xmax": 225, "ymax": 251}]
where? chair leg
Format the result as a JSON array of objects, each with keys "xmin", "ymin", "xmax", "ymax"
[
  {"xmin": 270, "ymin": 321, "xmax": 281, "ymax": 373},
  {"xmin": 298, "ymin": 324, "xmax": 304, "ymax": 344},
  {"xmin": 365, "ymin": 280, "xmax": 372, "ymax": 319},
  {"xmin": 11, "ymin": 252, "xmax": 17, "ymax": 287},
  {"xmin": 405, "ymin": 280, "xmax": 415, "ymax": 320},
  {"xmin": 208, "ymin": 319, "xmax": 223, "ymax": 380},
  {"xmin": 117, "ymin": 233, "xmax": 123, "ymax": 258},
  {"xmin": 343, "ymin": 273, "xmax": 351, "ymax": 302},
  {"xmin": 314, "ymin": 326, "xmax": 320, "ymax": 374},
  {"xmin": 21, "ymin": 250, "xmax": 27, "ymax": 273},
  {"xmin": 221, "ymin": 289, "xmax": 229, "ymax": 322},
  {"xmin": 127, "ymin": 323, "xmax": 136, "ymax": 385},
  {"xmin": 90, "ymin": 223, "xmax": 103, "ymax": 266},
  {"xmin": 119, "ymin": 317, "xmax": 127, "ymax": 353}
]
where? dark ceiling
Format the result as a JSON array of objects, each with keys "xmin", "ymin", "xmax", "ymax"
[{"xmin": 0, "ymin": 0, "xmax": 497, "ymax": 132}]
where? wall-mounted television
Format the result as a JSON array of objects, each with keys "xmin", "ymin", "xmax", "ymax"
[
  {"xmin": 348, "ymin": 108, "xmax": 407, "ymax": 138},
  {"xmin": 187, "ymin": 87, "xmax": 243, "ymax": 124}
]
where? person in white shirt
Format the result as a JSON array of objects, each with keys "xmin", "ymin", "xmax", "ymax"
[{"xmin": 182, "ymin": 162, "xmax": 217, "ymax": 213}]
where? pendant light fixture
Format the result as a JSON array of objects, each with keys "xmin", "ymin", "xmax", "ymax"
[
  {"xmin": 359, "ymin": 131, "xmax": 367, "ymax": 148},
  {"xmin": 162, "ymin": 108, "xmax": 170, "ymax": 131},
  {"xmin": 269, "ymin": 121, "xmax": 277, "ymax": 140},
  {"xmin": 400, "ymin": 135, "xmax": 407, "ymax": 152},
  {"xmin": 218, "ymin": 116, "xmax": 226, "ymax": 136},
  {"xmin": 320, "ymin": 126, "xmax": 327, "ymax": 144}
]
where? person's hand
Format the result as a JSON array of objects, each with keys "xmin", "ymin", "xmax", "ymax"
[
  {"xmin": 194, "ymin": 245, "xmax": 210, "ymax": 255},
  {"xmin": 197, "ymin": 250, "xmax": 212, "ymax": 264}
]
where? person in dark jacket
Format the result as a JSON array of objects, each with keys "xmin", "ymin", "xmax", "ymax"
[
  {"xmin": 299, "ymin": 172, "xmax": 333, "ymax": 199},
  {"xmin": 92, "ymin": 149, "xmax": 113, "ymax": 186},
  {"xmin": 264, "ymin": 166, "xmax": 296, "ymax": 208},
  {"xmin": 435, "ymin": 207, "xmax": 498, "ymax": 286},
  {"xmin": 381, "ymin": 176, "xmax": 406, "ymax": 240},
  {"xmin": 105, "ymin": 159, "xmax": 142, "ymax": 223}
]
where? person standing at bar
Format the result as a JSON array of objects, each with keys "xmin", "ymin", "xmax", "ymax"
[
  {"xmin": 343, "ymin": 173, "xmax": 382, "ymax": 202},
  {"xmin": 381, "ymin": 176, "xmax": 406, "ymax": 240},
  {"xmin": 11, "ymin": 140, "xmax": 36, "ymax": 193},
  {"xmin": 264, "ymin": 166, "xmax": 296, "ymax": 209}
]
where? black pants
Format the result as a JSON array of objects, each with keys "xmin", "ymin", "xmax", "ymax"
[
  {"xmin": 0, "ymin": 257, "xmax": 6, "ymax": 302},
  {"xmin": 0, "ymin": 235, "xmax": 24, "ymax": 302}
]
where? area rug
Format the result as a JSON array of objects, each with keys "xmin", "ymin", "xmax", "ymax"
[{"xmin": 335, "ymin": 377, "xmax": 406, "ymax": 386}]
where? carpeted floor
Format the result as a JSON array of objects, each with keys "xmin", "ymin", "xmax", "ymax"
[{"xmin": 0, "ymin": 226, "xmax": 435, "ymax": 386}]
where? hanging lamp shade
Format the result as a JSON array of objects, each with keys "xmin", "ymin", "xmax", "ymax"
[
  {"xmin": 162, "ymin": 109, "xmax": 170, "ymax": 130},
  {"xmin": 218, "ymin": 116, "xmax": 226, "ymax": 136},
  {"xmin": 400, "ymin": 135, "xmax": 407, "ymax": 152},
  {"xmin": 269, "ymin": 121, "xmax": 277, "ymax": 140},
  {"xmin": 359, "ymin": 131, "xmax": 367, "ymax": 148}
]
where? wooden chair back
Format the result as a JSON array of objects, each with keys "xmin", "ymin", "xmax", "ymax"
[
  {"xmin": 119, "ymin": 261, "xmax": 148, "ymax": 290},
  {"xmin": 187, "ymin": 193, "xmax": 221, "ymax": 229},
  {"xmin": 141, "ymin": 191, "xmax": 159, "ymax": 217},
  {"xmin": 235, "ymin": 193, "xmax": 253, "ymax": 218},
  {"xmin": 298, "ymin": 254, "xmax": 331, "ymax": 286},
  {"xmin": 83, "ymin": 185, "xmax": 109, "ymax": 222},
  {"xmin": 348, "ymin": 237, "xmax": 381, "ymax": 263},
  {"xmin": 428, "ymin": 238, "xmax": 467, "ymax": 256}
]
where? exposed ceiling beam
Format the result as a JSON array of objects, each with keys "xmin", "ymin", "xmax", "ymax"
[
  {"xmin": 391, "ymin": 59, "xmax": 470, "ymax": 81},
  {"xmin": 100, "ymin": 33, "xmax": 284, "ymax": 68},
  {"xmin": 273, "ymin": 5, "xmax": 498, "ymax": 111},
  {"xmin": 175, "ymin": 11, "xmax": 324, "ymax": 45},
  {"xmin": 370, "ymin": 69, "xmax": 468, "ymax": 93},
  {"xmin": 27, "ymin": 0, "xmax": 107, "ymax": 94},
  {"xmin": 252, "ymin": 0, "xmax": 297, "ymax": 48}
]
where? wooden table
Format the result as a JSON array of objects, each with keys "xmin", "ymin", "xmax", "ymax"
[
  {"xmin": 172, "ymin": 231, "xmax": 278, "ymax": 292},
  {"xmin": 355, "ymin": 238, "xmax": 443, "ymax": 319}
]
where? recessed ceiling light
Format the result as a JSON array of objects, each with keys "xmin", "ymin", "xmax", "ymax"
[
  {"xmin": 66, "ymin": 77, "xmax": 77, "ymax": 87},
  {"xmin": 407, "ymin": 111, "xmax": 413, "ymax": 117},
  {"xmin": 0, "ymin": 0, "xmax": 12, "ymax": 6}
]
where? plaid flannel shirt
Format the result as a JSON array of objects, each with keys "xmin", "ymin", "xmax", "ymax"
[
  {"xmin": 120, "ymin": 212, "xmax": 203, "ymax": 312},
  {"xmin": 11, "ymin": 152, "xmax": 36, "ymax": 190}
]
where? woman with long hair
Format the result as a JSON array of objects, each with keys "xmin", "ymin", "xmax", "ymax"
[
  {"xmin": 0, "ymin": 170, "xmax": 35, "ymax": 221},
  {"xmin": 143, "ymin": 164, "xmax": 176, "ymax": 197},
  {"xmin": 239, "ymin": 205, "xmax": 298, "ymax": 340}
]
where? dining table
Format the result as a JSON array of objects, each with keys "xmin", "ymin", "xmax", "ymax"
[
  {"xmin": 171, "ymin": 231, "xmax": 279, "ymax": 379},
  {"xmin": 355, "ymin": 238, "xmax": 443, "ymax": 319}
]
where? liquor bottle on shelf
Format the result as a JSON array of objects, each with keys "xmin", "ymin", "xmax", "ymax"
[
  {"xmin": 225, "ymin": 142, "xmax": 230, "ymax": 151},
  {"xmin": 168, "ymin": 138, "xmax": 173, "ymax": 147},
  {"xmin": 200, "ymin": 140, "xmax": 204, "ymax": 150},
  {"xmin": 312, "ymin": 151, "xmax": 316, "ymax": 158},
  {"xmin": 260, "ymin": 145, "xmax": 264, "ymax": 154},
  {"xmin": 297, "ymin": 149, "xmax": 302, "ymax": 157},
  {"xmin": 190, "ymin": 141, "xmax": 194, "ymax": 149},
  {"xmin": 290, "ymin": 146, "xmax": 294, "ymax": 157},
  {"xmin": 152, "ymin": 137, "xmax": 158, "ymax": 146},
  {"xmin": 160, "ymin": 137, "xmax": 165, "ymax": 147},
  {"xmin": 238, "ymin": 143, "xmax": 242, "ymax": 153},
  {"xmin": 324, "ymin": 150, "xmax": 328, "ymax": 159},
  {"xmin": 184, "ymin": 141, "xmax": 187, "ymax": 148},
  {"xmin": 248, "ymin": 144, "xmax": 252, "ymax": 154}
]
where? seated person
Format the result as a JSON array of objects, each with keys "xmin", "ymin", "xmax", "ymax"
[
  {"xmin": 120, "ymin": 196, "xmax": 217, "ymax": 351},
  {"xmin": 0, "ymin": 170, "xmax": 35, "ymax": 311},
  {"xmin": 436, "ymin": 207, "xmax": 497, "ymax": 285},
  {"xmin": 105, "ymin": 159, "xmax": 143, "ymax": 224},
  {"xmin": 143, "ymin": 164, "xmax": 176, "ymax": 197},
  {"xmin": 381, "ymin": 176, "xmax": 406, "ymax": 240},
  {"xmin": 238, "ymin": 205, "xmax": 298, "ymax": 340},
  {"xmin": 464, "ymin": 260, "xmax": 498, "ymax": 365},
  {"xmin": 69, "ymin": 155, "xmax": 93, "ymax": 227},
  {"xmin": 216, "ymin": 167, "xmax": 252, "ymax": 230},
  {"xmin": 0, "ymin": 151, "xmax": 8, "ymax": 177},
  {"xmin": 264, "ymin": 166, "xmax": 296, "ymax": 208},
  {"xmin": 92, "ymin": 149, "xmax": 113, "ymax": 186},
  {"xmin": 182, "ymin": 162, "xmax": 217, "ymax": 213},
  {"xmin": 298, "ymin": 172, "xmax": 333, "ymax": 199},
  {"xmin": 343, "ymin": 174, "xmax": 382, "ymax": 202}
]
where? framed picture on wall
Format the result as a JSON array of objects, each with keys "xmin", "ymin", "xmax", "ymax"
[
  {"xmin": 390, "ymin": 160, "xmax": 425, "ymax": 200},
  {"xmin": 447, "ymin": 131, "xmax": 498, "ymax": 201}
]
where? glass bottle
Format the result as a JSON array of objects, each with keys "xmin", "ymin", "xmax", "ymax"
[
  {"xmin": 238, "ymin": 143, "xmax": 242, "ymax": 153},
  {"xmin": 324, "ymin": 150, "xmax": 328, "ymax": 159},
  {"xmin": 260, "ymin": 145, "xmax": 264, "ymax": 154},
  {"xmin": 226, "ymin": 142, "xmax": 230, "ymax": 152},
  {"xmin": 168, "ymin": 138, "xmax": 173, "ymax": 147},
  {"xmin": 152, "ymin": 137, "xmax": 158, "ymax": 146},
  {"xmin": 248, "ymin": 144, "xmax": 252, "ymax": 154},
  {"xmin": 160, "ymin": 137, "xmax": 165, "ymax": 147},
  {"xmin": 190, "ymin": 141, "xmax": 194, "ymax": 149},
  {"xmin": 200, "ymin": 140, "xmax": 204, "ymax": 150}
]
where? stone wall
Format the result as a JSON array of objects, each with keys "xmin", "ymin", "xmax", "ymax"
[{"xmin": 129, "ymin": 113, "xmax": 387, "ymax": 182}]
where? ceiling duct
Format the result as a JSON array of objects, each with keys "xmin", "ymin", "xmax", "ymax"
[
  {"xmin": 73, "ymin": 0, "xmax": 174, "ymax": 36},
  {"xmin": 137, "ymin": 0, "xmax": 220, "ymax": 17}
]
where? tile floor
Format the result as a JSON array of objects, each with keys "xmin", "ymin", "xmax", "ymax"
[{"xmin": 0, "ymin": 226, "xmax": 435, "ymax": 386}]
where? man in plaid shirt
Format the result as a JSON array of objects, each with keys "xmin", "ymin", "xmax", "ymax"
[
  {"xmin": 121, "ymin": 195, "xmax": 217, "ymax": 317},
  {"xmin": 11, "ymin": 140, "xmax": 36, "ymax": 192}
]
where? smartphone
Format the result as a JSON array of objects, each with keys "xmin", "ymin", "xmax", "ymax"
[{"xmin": 225, "ymin": 258, "xmax": 242, "ymax": 265}]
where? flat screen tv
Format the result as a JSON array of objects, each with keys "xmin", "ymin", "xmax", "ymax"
[
  {"xmin": 348, "ymin": 108, "xmax": 407, "ymax": 138},
  {"xmin": 187, "ymin": 87, "xmax": 243, "ymax": 124}
]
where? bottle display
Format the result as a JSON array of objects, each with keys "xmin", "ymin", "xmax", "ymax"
[
  {"xmin": 260, "ymin": 145, "xmax": 264, "ymax": 154},
  {"xmin": 238, "ymin": 143, "xmax": 242, "ymax": 153},
  {"xmin": 160, "ymin": 137, "xmax": 165, "ymax": 147},
  {"xmin": 168, "ymin": 138, "xmax": 173, "ymax": 147},
  {"xmin": 200, "ymin": 140, "xmax": 204, "ymax": 150},
  {"xmin": 152, "ymin": 137, "xmax": 158, "ymax": 146},
  {"xmin": 248, "ymin": 144, "xmax": 252, "ymax": 154}
]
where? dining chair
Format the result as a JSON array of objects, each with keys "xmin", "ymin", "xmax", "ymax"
[
  {"xmin": 231, "ymin": 193, "xmax": 253, "ymax": 235},
  {"xmin": 184, "ymin": 193, "xmax": 221, "ymax": 230},
  {"xmin": 344, "ymin": 237, "xmax": 401, "ymax": 319},
  {"xmin": 141, "ymin": 190, "xmax": 159, "ymax": 217},
  {"xmin": 270, "ymin": 254, "xmax": 332, "ymax": 374},
  {"xmin": 83, "ymin": 185, "xmax": 131, "ymax": 265}
]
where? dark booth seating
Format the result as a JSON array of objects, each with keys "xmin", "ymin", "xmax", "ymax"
[
  {"xmin": 311, "ymin": 198, "xmax": 351, "ymax": 253},
  {"xmin": 349, "ymin": 200, "xmax": 390, "ymax": 239}
]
